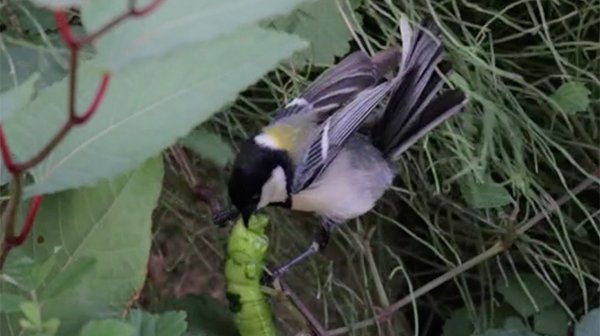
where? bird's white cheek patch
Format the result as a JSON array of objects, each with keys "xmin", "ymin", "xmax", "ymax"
[
  {"xmin": 254, "ymin": 133, "xmax": 278, "ymax": 149},
  {"xmin": 286, "ymin": 97, "xmax": 310, "ymax": 108},
  {"xmin": 258, "ymin": 166, "xmax": 287, "ymax": 208}
]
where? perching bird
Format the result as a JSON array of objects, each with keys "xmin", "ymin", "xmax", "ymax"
[{"xmin": 225, "ymin": 17, "xmax": 467, "ymax": 278}]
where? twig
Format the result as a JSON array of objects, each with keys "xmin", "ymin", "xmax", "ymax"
[
  {"xmin": 168, "ymin": 145, "xmax": 225, "ymax": 216},
  {"xmin": 168, "ymin": 145, "xmax": 240, "ymax": 226},
  {"xmin": 279, "ymin": 280, "xmax": 329, "ymax": 336},
  {"xmin": 326, "ymin": 171, "xmax": 598, "ymax": 335},
  {"xmin": 0, "ymin": 0, "xmax": 164, "ymax": 269},
  {"xmin": 170, "ymin": 146, "xmax": 198, "ymax": 188}
]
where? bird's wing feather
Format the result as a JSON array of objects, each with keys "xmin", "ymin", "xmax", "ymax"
[
  {"xmin": 291, "ymin": 81, "xmax": 394, "ymax": 193},
  {"xmin": 273, "ymin": 51, "xmax": 380, "ymax": 121}
]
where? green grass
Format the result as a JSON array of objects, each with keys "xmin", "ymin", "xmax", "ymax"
[{"xmin": 151, "ymin": 0, "xmax": 599, "ymax": 335}]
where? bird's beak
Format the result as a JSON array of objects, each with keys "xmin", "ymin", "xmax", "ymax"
[{"xmin": 241, "ymin": 206, "xmax": 255, "ymax": 226}]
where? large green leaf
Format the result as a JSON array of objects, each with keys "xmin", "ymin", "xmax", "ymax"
[
  {"xmin": 0, "ymin": 157, "xmax": 163, "ymax": 335},
  {"xmin": 126, "ymin": 309, "xmax": 187, "ymax": 336},
  {"xmin": 0, "ymin": 73, "xmax": 39, "ymax": 122},
  {"xmin": 496, "ymin": 274, "xmax": 555, "ymax": 318},
  {"xmin": 82, "ymin": 0, "xmax": 308, "ymax": 70},
  {"xmin": 269, "ymin": 0, "xmax": 361, "ymax": 66},
  {"xmin": 3, "ymin": 27, "xmax": 306, "ymax": 196}
]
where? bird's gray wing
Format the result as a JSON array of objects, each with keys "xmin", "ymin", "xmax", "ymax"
[
  {"xmin": 273, "ymin": 50, "xmax": 396, "ymax": 121},
  {"xmin": 291, "ymin": 81, "xmax": 393, "ymax": 193}
]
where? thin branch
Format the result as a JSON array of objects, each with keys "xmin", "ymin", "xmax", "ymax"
[
  {"xmin": 169, "ymin": 145, "xmax": 225, "ymax": 216},
  {"xmin": 326, "ymin": 172, "xmax": 598, "ymax": 335},
  {"xmin": 7, "ymin": 195, "xmax": 43, "ymax": 246},
  {"xmin": 0, "ymin": 192, "xmax": 43, "ymax": 268},
  {"xmin": 0, "ymin": 74, "xmax": 111, "ymax": 174},
  {"xmin": 279, "ymin": 281, "xmax": 329, "ymax": 336}
]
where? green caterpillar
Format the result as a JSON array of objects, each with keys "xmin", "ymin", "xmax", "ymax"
[{"xmin": 225, "ymin": 215, "xmax": 276, "ymax": 336}]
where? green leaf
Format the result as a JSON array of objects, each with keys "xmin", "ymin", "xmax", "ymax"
[
  {"xmin": 0, "ymin": 73, "xmax": 38, "ymax": 122},
  {"xmin": 575, "ymin": 308, "xmax": 600, "ymax": 336},
  {"xmin": 160, "ymin": 294, "xmax": 238, "ymax": 336},
  {"xmin": 179, "ymin": 129, "xmax": 234, "ymax": 167},
  {"xmin": 0, "ymin": 39, "xmax": 67, "ymax": 93},
  {"xmin": 43, "ymin": 317, "xmax": 61, "ymax": 334},
  {"xmin": 496, "ymin": 274, "xmax": 555, "ymax": 317},
  {"xmin": 503, "ymin": 316, "xmax": 528, "ymax": 330},
  {"xmin": 1, "ymin": 254, "xmax": 37, "ymax": 288},
  {"xmin": 491, "ymin": 303, "xmax": 521, "ymax": 328},
  {"xmin": 479, "ymin": 329, "xmax": 539, "ymax": 336},
  {"xmin": 82, "ymin": 0, "xmax": 308, "ymax": 70},
  {"xmin": 461, "ymin": 175, "xmax": 512, "ymax": 209},
  {"xmin": 79, "ymin": 319, "xmax": 135, "ymax": 336},
  {"xmin": 533, "ymin": 305, "xmax": 569, "ymax": 336},
  {"xmin": 4, "ymin": 27, "xmax": 305, "ymax": 196},
  {"xmin": 1, "ymin": 250, "xmax": 59, "ymax": 291},
  {"xmin": 443, "ymin": 307, "xmax": 476, "ymax": 336},
  {"xmin": 269, "ymin": 0, "xmax": 360, "ymax": 66},
  {"xmin": 41, "ymin": 256, "xmax": 97, "ymax": 299},
  {"xmin": 28, "ymin": 0, "xmax": 83, "ymax": 10},
  {"xmin": 0, "ymin": 293, "xmax": 27, "ymax": 314},
  {"xmin": 29, "ymin": 250, "xmax": 58, "ymax": 290},
  {"xmin": 0, "ymin": 158, "xmax": 163, "ymax": 335},
  {"xmin": 20, "ymin": 301, "xmax": 42, "ymax": 326},
  {"xmin": 126, "ymin": 309, "xmax": 187, "ymax": 336},
  {"xmin": 0, "ymin": 1, "xmax": 56, "ymax": 33},
  {"xmin": 550, "ymin": 82, "xmax": 591, "ymax": 114}
]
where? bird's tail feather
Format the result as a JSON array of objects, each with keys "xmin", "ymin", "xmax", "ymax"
[{"xmin": 372, "ymin": 17, "xmax": 466, "ymax": 160}]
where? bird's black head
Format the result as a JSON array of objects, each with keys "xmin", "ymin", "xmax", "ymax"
[{"xmin": 228, "ymin": 138, "xmax": 291, "ymax": 225}]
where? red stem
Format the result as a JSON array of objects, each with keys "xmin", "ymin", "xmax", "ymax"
[
  {"xmin": 0, "ymin": 126, "xmax": 16, "ymax": 173},
  {"xmin": 6, "ymin": 195, "xmax": 44, "ymax": 246},
  {"xmin": 71, "ymin": 74, "xmax": 112, "ymax": 124},
  {"xmin": 0, "ymin": 0, "xmax": 164, "ymax": 268},
  {"xmin": 54, "ymin": 10, "xmax": 77, "ymax": 47},
  {"xmin": 0, "ymin": 74, "xmax": 111, "ymax": 174},
  {"xmin": 131, "ymin": 0, "xmax": 164, "ymax": 16}
]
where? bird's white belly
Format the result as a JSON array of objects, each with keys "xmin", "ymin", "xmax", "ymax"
[{"xmin": 291, "ymin": 149, "xmax": 393, "ymax": 221}]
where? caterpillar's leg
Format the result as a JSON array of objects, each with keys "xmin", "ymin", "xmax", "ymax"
[{"xmin": 266, "ymin": 218, "xmax": 338, "ymax": 282}]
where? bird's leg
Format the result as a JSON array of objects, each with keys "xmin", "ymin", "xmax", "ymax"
[{"xmin": 265, "ymin": 219, "xmax": 337, "ymax": 282}]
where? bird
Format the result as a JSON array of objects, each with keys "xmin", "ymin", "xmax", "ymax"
[{"xmin": 224, "ymin": 17, "xmax": 467, "ymax": 279}]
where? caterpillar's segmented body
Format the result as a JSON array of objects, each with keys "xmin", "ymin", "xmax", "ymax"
[{"xmin": 225, "ymin": 215, "xmax": 276, "ymax": 336}]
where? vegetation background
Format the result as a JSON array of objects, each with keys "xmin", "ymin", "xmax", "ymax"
[{"xmin": 0, "ymin": 0, "xmax": 598, "ymax": 335}]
